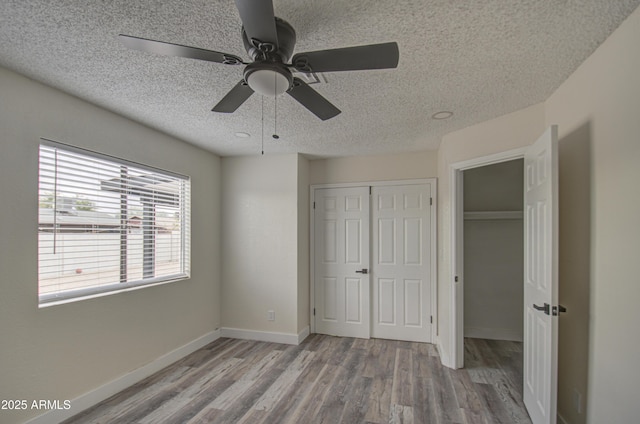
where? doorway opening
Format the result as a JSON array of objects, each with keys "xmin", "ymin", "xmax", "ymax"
[
  {"xmin": 462, "ymin": 159, "xmax": 527, "ymax": 409},
  {"xmin": 463, "ymin": 159, "xmax": 524, "ymax": 342},
  {"xmin": 450, "ymin": 147, "xmax": 527, "ymax": 368}
]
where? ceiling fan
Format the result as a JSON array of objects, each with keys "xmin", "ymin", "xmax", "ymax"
[{"xmin": 118, "ymin": 0, "xmax": 399, "ymax": 121}]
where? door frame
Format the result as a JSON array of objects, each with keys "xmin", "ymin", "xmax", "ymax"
[
  {"xmin": 310, "ymin": 178, "xmax": 437, "ymax": 342},
  {"xmin": 449, "ymin": 148, "xmax": 527, "ymax": 368}
]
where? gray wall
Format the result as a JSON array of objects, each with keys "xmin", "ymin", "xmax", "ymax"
[
  {"xmin": 0, "ymin": 66, "xmax": 222, "ymax": 424},
  {"xmin": 221, "ymin": 154, "xmax": 300, "ymax": 336}
]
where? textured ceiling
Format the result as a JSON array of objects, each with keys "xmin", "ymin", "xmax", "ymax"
[{"xmin": 1, "ymin": 1, "xmax": 638, "ymax": 158}]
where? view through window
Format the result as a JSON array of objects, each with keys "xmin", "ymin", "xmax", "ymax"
[{"xmin": 38, "ymin": 140, "xmax": 191, "ymax": 305}]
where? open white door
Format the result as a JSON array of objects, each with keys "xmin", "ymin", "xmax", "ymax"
[
  {"xmin": 314, "ymin": 187, "xmax": 370, "ymax": 339},
  {"xmin": 523, "ymin": 126, "xmax": 559, "ymax": 424}
]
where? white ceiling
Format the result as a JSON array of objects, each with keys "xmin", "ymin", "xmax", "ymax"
[{"xmin": 1, "ymin": 1, "xmax": 638, "ymax": 158}]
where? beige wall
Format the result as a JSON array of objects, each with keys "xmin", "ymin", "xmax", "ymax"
[
  {"xmin": 221, "ymin": 154, "xmax": 301, "ymax": 336},
  {"xmin": 545, "ymin": 6, "xmax": 640, "ymax": 423},
  {"xmin": 0, "ymin": 67, "xmax": 222, "ymax": 423},
  {"xmin": 309, "ymin": 150, "xmax": 438, "ymax": 185},
  {"xmin": 297, "ymin": 155, "xmax": 310, "ymax": 333}
]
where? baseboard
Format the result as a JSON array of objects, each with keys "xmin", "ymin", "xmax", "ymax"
[
  {"xmin": 221, "ymin": 326, "xmax": 308, "ymax": 345},
  {"xmin": 464, "ymin": 326, "xmax": 523, "ymax": 342},
  {"xmin": 297, "ymin": 326, "xmax": 310, "ymax": 344},
  {"xmin": 435, "ymin": 336, "xmax": 452, "ymax": 369},
  {"xmin": 25, "ymin": 329, "xmax": 221, "ymax": 424}
]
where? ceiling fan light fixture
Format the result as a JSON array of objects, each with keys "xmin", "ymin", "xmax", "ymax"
[
  {"xmin": 244, "ymin": 63, "xmax": 292, "ymax": 97},
  {"xmin": 247, "ymin": 69, "xmax": 289, "ymax": 96}
]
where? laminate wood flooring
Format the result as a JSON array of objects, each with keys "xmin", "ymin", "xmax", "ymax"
[{"xmin": 64, "ymin": 335, "xmax": 531, "ymax": 424}]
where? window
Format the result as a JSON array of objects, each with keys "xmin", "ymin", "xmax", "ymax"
[{"xmin": 38, "ymin": 139, "xmax": 191, "ymax": 306}]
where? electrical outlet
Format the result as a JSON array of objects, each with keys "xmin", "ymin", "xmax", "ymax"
[
  {"xmin": 573, "ymin": 389, "xmax": 582, "ymax": 413},
  {"xmin": 267, "ymin": 310, "xmax": 275, "ymax": 321}
]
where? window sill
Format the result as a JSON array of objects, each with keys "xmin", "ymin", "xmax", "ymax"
[{"xmin": 38, "ymin": 274, "xmax": 190, "ymax": 308}]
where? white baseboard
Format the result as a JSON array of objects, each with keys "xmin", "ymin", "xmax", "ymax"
[
  {"xmin": 297, "ymin": 326, "xmax": 310, "ymax": 344},
  {"xmin": 25, "ymin": 330, "xmax": 221, "ymax": 424},
  {"xmin": 464, "ymin": 327, "xmax": 523, "ymax": 342},
  {"xmin": 435, "ymin": 337, "xmax": 453, "ymax": 369},
  {"xmin": 221, "ymin": 326, "xmax": 309, "ymax": 345}
]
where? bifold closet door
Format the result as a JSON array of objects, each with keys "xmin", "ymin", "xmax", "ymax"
[
  {"xmin": 314, "ymin": 187, "xmax": 370, "ymax": 339},
  {"xmin": 371, "ymin": 184, "xmax": 432, "ymax": 343}
]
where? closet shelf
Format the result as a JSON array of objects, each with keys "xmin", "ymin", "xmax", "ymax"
[{"xmin": 464, "ymin": 211, "xmax": 523, "ymax": 221}]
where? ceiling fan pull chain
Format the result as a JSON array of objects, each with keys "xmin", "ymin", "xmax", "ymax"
[
  {"xmin": 274, "ymin": 95, "xmax": 278, "ymax": 139},
  {"xmin": 273, "ymin": 73, "xmax": 279, "ymax": 139}
]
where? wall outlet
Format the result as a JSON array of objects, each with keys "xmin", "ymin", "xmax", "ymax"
[
  {"xmin": 267, "ymin": 310, "xmax": 275, "ymax": 321},
  {"xmin": 573, "ymin": 389, "xmax": 582, "ymax": 414}
]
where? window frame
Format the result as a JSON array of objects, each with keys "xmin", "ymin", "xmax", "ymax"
[{"xmin": 37, "ymin": 139, "xmax": 191, "ymax": 307}]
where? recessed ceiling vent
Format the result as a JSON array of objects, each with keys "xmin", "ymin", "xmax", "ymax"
[{"xmin": 294, "ymin": 71, "xmax": 328, "ymax": 85}]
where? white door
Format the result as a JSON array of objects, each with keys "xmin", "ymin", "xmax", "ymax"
[
  {"xmin": 523, "ymin": 126, "xmax": 559, "ymax": 424},
  {"xmin": 314, "ymin": 187, "xmax": 370, "ymax": 338},
  {"xmin": 371, "ymin": 184, "xmax": 432, "ymax": 342}
]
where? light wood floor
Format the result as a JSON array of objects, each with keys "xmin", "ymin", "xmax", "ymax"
[{"xmin": 64, "ymin": 335, "xmax": 531, "ymax": 424}]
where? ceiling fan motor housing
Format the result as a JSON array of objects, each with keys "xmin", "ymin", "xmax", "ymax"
[{"xmin": 242, "ymin": 17, "xmax": 296, "ymax": 63}]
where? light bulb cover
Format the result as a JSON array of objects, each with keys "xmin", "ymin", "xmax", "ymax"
[{"xmin": 244, "ymin": 62, "xmax": 292, "ymax": 97}]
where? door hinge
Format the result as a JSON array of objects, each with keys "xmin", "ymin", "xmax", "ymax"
[
  {"xmin": 430, "ymin": 315, "xmax": 433, "ymax": 324},
  {"xmin": 430, "ymin": 197, "xmax": 433, "ymax": 206},
  {"xmin": 369, "ymin": 186, "xmax": 372, "ymax": 195},
  {"xmin": 313, "ymin": 201, "xmax": 316, "ymax": 209},
  {"xmin": 455, "ymin": 276, "xmax": 459, "ymax": 282},
  {"xmin": 313, "ymin": 308, "xmax": 316, "ymax": 316}
]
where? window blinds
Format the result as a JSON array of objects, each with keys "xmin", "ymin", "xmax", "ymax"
[{"xmin": 38, "ymin": 140, "xmax": 191, "ymax": 306}]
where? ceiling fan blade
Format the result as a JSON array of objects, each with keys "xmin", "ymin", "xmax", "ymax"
[
  {"xmin": 212, "ymin": 81, "xmax": 254, "ymax": 113},
  {"xmin": 291, "ymin": 42, "xmax": 399, "ymax": 73},
  {"xmin": 287, "ymin": 78, "xmax": 341, "ymax": 121},
  {"xmin": 118, "ymin": 34, "xmax": 244, "ymax": 65},
  {"xmin": 234, "ymin": 0, "xmax": 278, "ymax": 48}
]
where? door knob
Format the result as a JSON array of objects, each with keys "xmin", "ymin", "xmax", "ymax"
[
  {"xmin": 355, "ymin": 269, "xmax": 368, "ymax": 274},
  {"xmin": 533, "ymin": 303, "xmax": 550, "ymax": 315},
  {"xmin": 552, "ymin": 305, "xmax": 567, "ymax": 316}
]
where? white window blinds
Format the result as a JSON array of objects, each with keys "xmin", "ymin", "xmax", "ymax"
[{"xmin": 38, "ymin": 139, "xmax": 191, "ymax": 306}]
